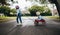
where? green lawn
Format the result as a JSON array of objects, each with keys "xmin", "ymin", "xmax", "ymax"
[
  {"xmin": 45, "ymin": 16, "xmax": 59, "ymax": 19},
  {"xmin": 0, "ymin": 16, "xmax": 60, "ymax": 23},
  {"xmin": 0, "ymin": 16, "xmax": 16, "ymax": 23}
]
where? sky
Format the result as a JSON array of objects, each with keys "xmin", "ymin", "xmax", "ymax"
[
  {"xmin": 12, "ymin": 0, "xmax": 32, "ymax": 10},
  {"xmin": 10, "ymin": 0, "xmax": 56, "ymax": 10}
]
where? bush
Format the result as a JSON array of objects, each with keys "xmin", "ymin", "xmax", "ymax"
[
  {"xmin": 0, "ymin": 6, "xmax": 11, "ymax": 16},
  {"xmin": 28, "ymin": 5, "xmax": 52, "ymax": 16},
  {"xmin": 0, "ymin": 6, "xmax": 16, "ymax": 16},
  {"xmin": 40, "ymin": 9, "xmax": 52, "ymax": 16},
  {"xmin": 28, "ymin": 5, "xmax": 45, "ymax": 16},
  {"xmin": 10, "ymin": 8, "xmax": 16, "ymax": 16}
]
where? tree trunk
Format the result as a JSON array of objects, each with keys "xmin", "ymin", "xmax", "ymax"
[
  {"xmin": 54, "ymin": 1, "xmax": 60, "ymax": 19},
  {"xmin": 48, "ymin": 0, "xmax": 60, "ymax": 19}
]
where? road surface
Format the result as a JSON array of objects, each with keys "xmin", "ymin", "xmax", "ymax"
[{"xmin": 0, "ymin": 17, "xmax": 60, "ymax": 35}]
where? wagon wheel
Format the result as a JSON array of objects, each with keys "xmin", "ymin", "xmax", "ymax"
[
  {"xmin": 42, "ymin": 22, "xmax": 46, "ymax": 25},
  {"xmin": 34, "ymin": 22, "xmax": 38, "ymax": 26}
]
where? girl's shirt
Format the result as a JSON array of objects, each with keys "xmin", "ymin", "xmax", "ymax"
[
  {"xmin": 16, "ymin": 9, "xmax": 22, "ymax": 15},
  {"xmin": 38, "ymin": 15, "xmax": 43, "ymax": 20}
]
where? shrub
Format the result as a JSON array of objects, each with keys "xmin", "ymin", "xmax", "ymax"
[
  {"xmin": 0, "ymin": 6, "xmax": 16, "ymax": 16},
  {"xmin": 28, "ymin": 5, "xmax": 45, "ymax": 16},
  {"xmin": 40, "ymin": 9, "xmax": 52, "ymax": 16},
  {"xmin": 0, "ymin": 6, "xmax": 11, "ymax": 16},
  {"xmin": 28, "ymin": 5, "xmax": 52, "ymax": 16}
]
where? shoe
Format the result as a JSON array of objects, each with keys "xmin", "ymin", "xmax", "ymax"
[{"xmin": 18, "ymin": 23, "xmax": 22, "ymax": 25}]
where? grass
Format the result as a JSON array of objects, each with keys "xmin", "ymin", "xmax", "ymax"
[
  {"xmin": 45, "ymin": 16, "xmax": 59, "ymax": 19},
  {"xmin": 0, "ymin": 16, "xmax": 16, "ymax": 23},
  {"xmin": 0, "ymin": 16, "xmax": 60, "ymax": 23},
  {"xmin": 45, "ymin": 16, "xmax": 60, "ymax": 22}
]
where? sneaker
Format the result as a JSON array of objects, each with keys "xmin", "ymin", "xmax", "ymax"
[{"xmin": 18, "ymin": 23, "xmax": 22, "ymax": 25}]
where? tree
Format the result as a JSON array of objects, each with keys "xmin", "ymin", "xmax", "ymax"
[
  {"xmin": 0, "ymin": 0, "xmax": 9, "ymax": 6},
  {"xmin": 40, "ymin": 8, "xmax": 52, "ymax": 16},
  {"xmin": 48, "ymin": 0, "xmax": 60, "ymax": 18},
  {"xmin": 11, "ymin": 0, "xmax": 13, "ymax": 2},
  {"xmin": 10, "ymin": 8, "xmax": 16, "ymax": 14},
  {"xmin": 28, "ymin": 5, "xmax": 45, "ymax": 16},
  {"xmin": 35, "ymin": 0, "xmax": 60, "ymax": 17},
  {"xmin": 0, "ymin": 6, "xmax": 16, "ymax": 16},
  {"xmin": 39, "ymin": 0, "xmax": 47, "ymax": 4},
  {"xmin": 31, "ymin": 0, "xmax": 47, "ymax": 4}
]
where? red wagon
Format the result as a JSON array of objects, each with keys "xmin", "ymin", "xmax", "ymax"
[{"xmin": 34, "ymin": 19, "xmax": 46, "ymax": 26}]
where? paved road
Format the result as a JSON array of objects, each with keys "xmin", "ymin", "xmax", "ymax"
[{"xmin": 0, "ymin": 17, "xmax": 60, "ymax": 35}]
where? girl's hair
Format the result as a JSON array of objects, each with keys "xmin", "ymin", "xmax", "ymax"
[{"xmin": 16, "ymin": 6, "xmax": 19, "ymax": 9}]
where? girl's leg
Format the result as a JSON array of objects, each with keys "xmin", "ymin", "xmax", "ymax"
[
  {"xmin": 19, "ymin": 16, "xmax": 22, "ymax": 23},
  {"xmin": 16, "ymin": 16, "xmax": 19, "ymax": 23}
]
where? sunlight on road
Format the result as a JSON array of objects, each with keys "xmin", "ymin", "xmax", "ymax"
[{"xmin": 22, "ymin": 17, "xmax": 37, "ymax": 27}]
